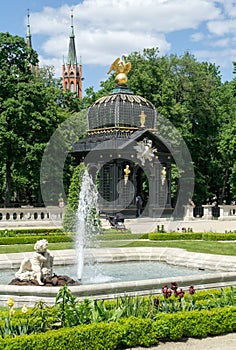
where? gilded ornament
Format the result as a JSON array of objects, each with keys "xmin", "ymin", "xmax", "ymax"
[{"xmin": 107, "ymin": 57, "xmax": 132, "ymax": 85}]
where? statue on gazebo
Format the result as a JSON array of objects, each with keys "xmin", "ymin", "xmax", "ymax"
[{"xmin": 107, "ymin": 57, "xmax": 132, "ymax": 85}]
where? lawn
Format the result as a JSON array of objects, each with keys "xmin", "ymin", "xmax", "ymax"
[{"xmin": 0, "ymin": 239, "xmax": 235, "ymax": 256}]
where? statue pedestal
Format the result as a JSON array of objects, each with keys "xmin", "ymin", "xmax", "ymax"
[
  {"xmin": 202, "ymin": 205, "xmax": 213, "ymax": 220},
  {"xmin": 183, "ymin": 205, "xmax": 195, "ymax": 221}
]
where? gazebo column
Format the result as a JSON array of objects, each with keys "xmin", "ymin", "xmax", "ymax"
[{"xmin": 165, "ymin": 162, "xmax": 172, "ymax": 208}]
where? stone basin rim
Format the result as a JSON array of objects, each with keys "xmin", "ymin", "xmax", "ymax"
[{"xmin": 1, "ymin": 247, "xmax": 236, "ymax": 306}]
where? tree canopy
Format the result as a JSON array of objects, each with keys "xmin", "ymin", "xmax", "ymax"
[
  {"xmin": 1, "ymin": 32, "xmax": 236, "ymax": 208},
  {"xmin": 0, "ymin": 33, "xmax": 74, "ymax": 206},
  {"xmin": 86, "ymin": 48, "xmax": 236, "ymax": 205}
]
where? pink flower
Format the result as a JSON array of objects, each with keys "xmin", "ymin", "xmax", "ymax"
[
  {"xmin": 178, "ymin": 288, "xmax": 185, "ymax": 299},
  {"xmin": 171, "ymin": 282, "xmax": 178, "ymax": 291},
  {"xmin": 189, "ymin": 285, "xmax": 195, "ymax": 295},
  {"xmin": 153, "ymin": 297, "xmax": 159, "ymax": 307}
]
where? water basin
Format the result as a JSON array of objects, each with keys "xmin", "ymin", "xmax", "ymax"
[
  {"xmin": 57, "ymin": 261, "xmax": 208, "ymax": 284},
  {"xmin": 2, "ymin": 261, "xmax": 209, "ymax": 285}
]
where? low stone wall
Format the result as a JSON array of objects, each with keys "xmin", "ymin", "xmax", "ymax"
[
  {"xmin": 1, "ymin": 247, "xmax": 236, "ymax": 306},
  {"xmin": 0, "ymin": 207, "xmax": 64, "ymax": 228},
  {"xmin": 184, "ymin": 204, "xmax": 236, "ymax": 221}
]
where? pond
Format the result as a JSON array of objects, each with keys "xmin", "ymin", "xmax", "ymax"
[
  {"xmin": 56, "ymin": 260, "xmax": 208, "ymax": 284},
  {"xmin": 1, "ymin": 261, "xmax": 209, "ymax": 285}
]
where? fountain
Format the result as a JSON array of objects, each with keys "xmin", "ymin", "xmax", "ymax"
[
  {"xmin": 1, "ymin": 245, "xmax": 236, "ymax": 307},
  {"xmin": 75, "ymin": 170, "xmax": 101, "ymax": 281},
  {"xmin": 8, "ymin": 169, "xmax": 101, "ymax": 288},
  {"xmin": 3, "ymin": 168, "xmax": 236, "ymax": 306}
]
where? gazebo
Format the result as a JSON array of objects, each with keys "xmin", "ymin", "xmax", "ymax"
[{"xmin": 71, "ymin": 58, "xmax": 173, "ymax": 217}]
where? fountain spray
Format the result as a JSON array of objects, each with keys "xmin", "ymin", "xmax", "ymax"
[{"xmin": 75, "ymin": 169, "xmax": 101, "ymax": 281}]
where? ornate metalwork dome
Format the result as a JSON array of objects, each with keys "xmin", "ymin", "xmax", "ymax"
[{"xmin": 87, "ymin": 86, "xmax": 157, "ymax": 135}]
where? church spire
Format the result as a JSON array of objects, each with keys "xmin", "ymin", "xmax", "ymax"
[
  {"xmin": 26, "ymin": 9, "xmax": 32, "ymax": 49},
  {"xmin": 62, "ymin": 10, "xmax": 82, "ymax": 98},
  {"xmin": 25, "ymin": 9, "xmax": 39, "ymax": 75},
  {"xmin": 67, "ymin": 10, "xmax": 77, "ymax": 67}
]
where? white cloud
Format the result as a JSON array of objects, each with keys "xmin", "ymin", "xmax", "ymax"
[
  {"xmin": 219, "ymin": 0, "xmax": 236, "ymax": 17},
  {"xmin": 27, "ymin": 0, "xmax": 236, "ymax": 82},
  {"xmin": 210, "ymin": 37, "xmax": 231, "ymax": 48},
  {"xmin": 191, "ymin": 32, "xmax": 205, "ymax": 42},
  {"xmin": 194, "ymin": 47, "xmax": 235, "ymax": 72},
  {"xmin": 30, "ymin": 0, "xmax": 222, "ymax": 66},
  {"xmin": 207, "ymin": 19, "xmax": 236, "ymax": 36}
]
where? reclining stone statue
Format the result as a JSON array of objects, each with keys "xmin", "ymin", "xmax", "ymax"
[{"xmin": 15, "ymin": 239, "xmax": 54, "ymax": 285}]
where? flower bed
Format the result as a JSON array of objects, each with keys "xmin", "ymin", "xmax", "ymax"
[{"xmin": 0, "ymin": 284, "xmax": 235, "ymax": 349}]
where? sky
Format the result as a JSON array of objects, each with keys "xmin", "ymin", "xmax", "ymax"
[{"xmin": 1, "ymin": 0, "xmax": 236, "ymax": 92}]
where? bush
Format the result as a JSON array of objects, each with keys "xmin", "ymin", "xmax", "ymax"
[
  {"xmin": 202, "ymin": 232, "xmax": 236, "ymax": 241},
  {"xmin": 98, "ymin": 233, "xmax": 147, "ymax": 240},
  {"xmin": 149, "ymin": 232, "xmax": 236, "ymax": 241},
  {"xmin": 0, "ymin": 228, "xmax": 62, "ymax": 237},
  {"xmin": 0, "ymin": 307, "xmax": 235, "ymax": 349},
  {"xmin": 154, "ymin": 306, "xmax": 236, "ymax": 340},
  {"xmin": 149, "ymin": 232, "xmax": 203, "ymax": 240},
  {"xmin": 63, "ymin": 163, "xmax": 87, "ymax": 232},
  {"xmin": 0, "ymin": 235, "xmax": 73, "ymax": 245}
]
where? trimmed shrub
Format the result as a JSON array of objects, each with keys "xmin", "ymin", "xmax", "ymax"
[
  {"xmin": 0, "ymin": 235, "xmax": 73, "ymax": 245},
  {"xmin": 63, "ymin": 163, "xmax": 87, "ymax": 232},
  {"xmin": 0, "ymin": 306, "xmax": 235, "ymax": 349},
  {"xmin": 149, "ymin": 232, "xmax": 203, "ymax": 240},
  {"xmin": 117, "ymin": 317, "xmax": 157, "ymax": 348},
  {"xmin": 202, "ymin": 232, "xmax": 236, "ymax": 241},
  {"xmin": 0, "ymin": 228, "xmax": 62, "ymax": 237},
  {"xmin": 149, "ymin": 232, "xmax": 236, "ymax": 241}
]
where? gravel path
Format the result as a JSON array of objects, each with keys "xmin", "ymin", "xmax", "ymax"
[{"xmin": 127, "ymin": 333, "xmax": 236, "ymax": 350}]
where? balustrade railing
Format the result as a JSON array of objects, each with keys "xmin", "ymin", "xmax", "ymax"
[
  {"xmin": 183, "ymin": 204, "xmax": 236, "ymax": 221},
  {"xmin": 0, "ymin": 207, "xmax": 64, "ymax": 228}
]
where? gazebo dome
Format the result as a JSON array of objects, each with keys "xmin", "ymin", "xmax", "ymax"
[{"xmin": 87, "ymin": 86, "xmax": 157, "ymax": 133}]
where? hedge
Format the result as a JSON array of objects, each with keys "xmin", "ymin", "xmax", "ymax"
[
  {"xmin": 0, "ymin": 235, "xmax": 73, "ymax": 245},
  {"xmin": 0, "ymin": 228, "xmax": 62, "ymax": 236},
  {"xmin": 0, "ymin": 306, "xmax": 235, "ymax": 349},
  {"xmin": 149, "ymin": 232, "xmax": 203, "ymax": 240},
  {"xmin": 98, "ymin": 233, "xmax": 148, "ymax": 240},
  {"xmin": 148, "ymin": 232, "xmax": 236, "ymax": 241},
  {"xmin": 0, "ymin": 233, "xmax": 148, "ymax": 245}
]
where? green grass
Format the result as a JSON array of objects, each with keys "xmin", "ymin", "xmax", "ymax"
[
  {"xmin": 0, "ymin": 242, "xmax": 74, "ymax": 254},
  {"xmin": 117, "ymin": 240, "xmax": 236, "ymax": 256},
  {"xmin": 0, "ymin": 239, "xmax": 235, "ymax": 256}
]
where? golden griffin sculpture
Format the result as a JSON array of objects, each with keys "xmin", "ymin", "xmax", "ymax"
[{"xmin": 107, "ymin": 57, "xmax": 132, "ymax": 85}]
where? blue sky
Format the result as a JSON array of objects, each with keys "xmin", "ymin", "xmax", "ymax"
[{"xmin": 1, "ymin": 0, "xmax": 236, "ymax": 93}]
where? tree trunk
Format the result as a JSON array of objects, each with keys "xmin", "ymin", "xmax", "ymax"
[
  {"xmin": 220, "ymin": 167, "xmax": 229, "ymax": 204},
  {"xmin": 4, "ymin": 159, "xmax": 11, "ymax": 207}
]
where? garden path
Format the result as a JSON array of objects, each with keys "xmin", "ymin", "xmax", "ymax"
[{"xmin": 127, "ymin": 332, "xmax": 236, "ymax": 349}]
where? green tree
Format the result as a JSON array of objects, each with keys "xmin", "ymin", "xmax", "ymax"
[
  {"xmin": 123, "ymin": 49, "xmax": 222, "ymax": 205},
  {"xmin": 217, "ymin": 78, "xmax": 236, "ymax": 203},
  {"xmin": 63, "ymin": 162, "xmax": 87, "ymax": 231},
  {"xmin": 0, "ymin": 33, "xmax": 66, "ymax": 206}
]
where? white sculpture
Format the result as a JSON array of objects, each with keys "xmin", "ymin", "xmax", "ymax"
[
  {"xmin": 133, "ymin": 139, "xmax": 157, "ymax": 166},
  {"xmin": 15, "ymin": 239, "xmax": 54, "ymax": 285}
]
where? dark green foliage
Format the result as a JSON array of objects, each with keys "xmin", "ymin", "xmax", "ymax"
[
  {"xmin": 0, "ymin": 307, "xmax": 235, "ymax": 349},
  {"xmin": 63, "ymin": 163, "xmax": 87, "ymax": 231},
  {"xmin": 0, "ymin": 228, "xmax": 62, "ymax": 236},
  {"xmin": 149, "ymin": 232, "xmax": 236, "ymax": 241},
  {"xmin": 98, "ymin": 232, "xmax": 147, "ymax": 240},
  {"xmin": 202, "ymin": 232, "xmax": 236, "ymax": 241},
  {"xmin": 0, "ymin": 235, "xmax": 72, "ymax": 245},
  {"xmin": 0, "ymin": 32, "xmax": 66, "ymax": 207},
  {"xmin": 87, "ymin": 48, "xmax": 236, "ymax": 205}
]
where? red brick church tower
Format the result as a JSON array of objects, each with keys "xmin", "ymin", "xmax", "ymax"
[{"xmin": 62, "ymin": 12, "xmax": 82, "ymax": 98}]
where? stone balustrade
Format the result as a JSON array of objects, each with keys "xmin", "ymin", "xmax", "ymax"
[
  {"xmin": 218, "ymin": 205, "xmax": 236, "ymax": 220},
  {"xmin": 183, "ymin": 204, "xmax": 236, "ymax": 221},
  {"xmin": 0, "ymin": 207, "xmax": 64, "ymax": 228}
]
